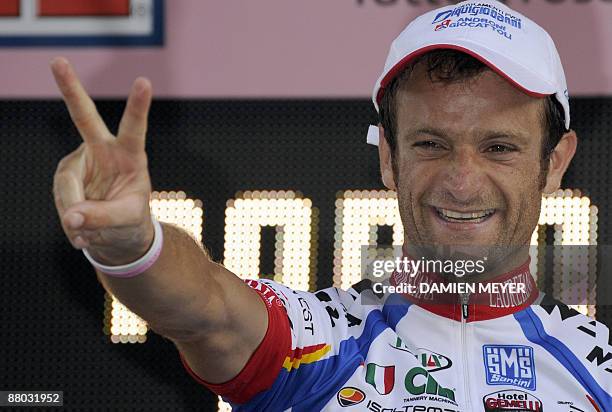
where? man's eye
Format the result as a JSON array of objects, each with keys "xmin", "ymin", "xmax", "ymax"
[
  {"xmin": 486, "ymin": 144, "xmax": 515, "ymax": 153},
  {"xmin": 414, "ymin": 141, "xmax": 444, "ymax": 150}
]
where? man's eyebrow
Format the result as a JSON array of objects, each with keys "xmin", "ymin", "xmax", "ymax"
[
  {"xmin": 402, "ymin": 127, "xmax": 449, "ymax": 141},
  {"xmin": 481, "ymin": 131, "xmax": 531, "ymax": 145}
]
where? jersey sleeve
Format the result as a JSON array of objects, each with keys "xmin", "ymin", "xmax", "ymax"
[
  {"xmin": 179, "ymin": 278, "xmax": 373, "ymax": 411},
  {"xmin": 178, "ymin": 278, "xmax": 291, "ymax": 405}
]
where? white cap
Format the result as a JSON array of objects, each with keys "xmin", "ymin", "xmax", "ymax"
[{"xmin": 371, "ymin": 0, "xmax": 570, "ymax": 142}]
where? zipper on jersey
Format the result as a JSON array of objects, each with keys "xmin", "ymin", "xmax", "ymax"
[{"xmin": 459, "ymin": 292, "xmax": 472, "ymax": 411}]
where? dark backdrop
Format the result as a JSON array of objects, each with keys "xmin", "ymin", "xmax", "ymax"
[{"xmin": 1, "ymin": 98, "xmax": 610, "ymax": 411}]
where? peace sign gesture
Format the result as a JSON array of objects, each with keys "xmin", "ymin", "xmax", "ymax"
[{"xmin": 51, "ymin": 57, "xmax": 155, "ymax": 265}]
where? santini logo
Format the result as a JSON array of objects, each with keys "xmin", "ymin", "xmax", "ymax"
[{"xmin": 483, "ymin": 345, "xmax": 536, "ymax": 391}]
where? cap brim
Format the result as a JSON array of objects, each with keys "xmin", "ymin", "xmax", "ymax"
[{"xmin": 374, "ymin": 43, "xmax": 556, "ymax": 108}]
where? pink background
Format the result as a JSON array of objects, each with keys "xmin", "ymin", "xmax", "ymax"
[{"xmin": 2, "ymin": 0, "xmax": 612, "ymax": 98}]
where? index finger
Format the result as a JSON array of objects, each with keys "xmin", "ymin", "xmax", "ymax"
[{"xmin": 50, "ymin": 57, "xmax": 111, "ymax": 144}]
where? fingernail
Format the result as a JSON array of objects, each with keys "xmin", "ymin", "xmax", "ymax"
[{"xmin": 66, "ymin": 213, "xmax": 84, "ymax": 229}]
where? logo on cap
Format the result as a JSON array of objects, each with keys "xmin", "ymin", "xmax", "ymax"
[
  {"xmin": 433, "ymin": 9, "xmax": 454, "ymax": 24},
  {"xmin": 431, "ymin": 3, "xmax": 522, "ymax": 29},
  {"xmin": 435, "ymin": 19, "xmax": 452, "ymax": 31}
]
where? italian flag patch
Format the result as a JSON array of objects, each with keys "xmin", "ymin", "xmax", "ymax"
[{"xmin": 365, "ymin": 363, "xmax": 395, "ymax": 395}]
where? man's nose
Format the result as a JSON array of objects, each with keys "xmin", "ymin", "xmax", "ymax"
[{"xmin": 440, "ymin": 147, "xmax": 486, "ymax": 205}]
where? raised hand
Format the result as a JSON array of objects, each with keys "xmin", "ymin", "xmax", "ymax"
[{"xmin": 51, "ymin": 57, "xmax": 155, "ymax": 266}]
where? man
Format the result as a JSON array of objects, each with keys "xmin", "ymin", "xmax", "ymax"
[{"xmin": 52, "ymin": 1, "xmax": 610, "ymax": 411}]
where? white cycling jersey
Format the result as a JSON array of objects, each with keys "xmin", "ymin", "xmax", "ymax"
[{"xmin": 180, "ymin": 260, "xmax": 611, "ymax": 411}]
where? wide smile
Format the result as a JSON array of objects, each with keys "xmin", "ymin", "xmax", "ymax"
[{"xmin": 433, "ymin": 207, "xmax": 496, "ymax": 224}]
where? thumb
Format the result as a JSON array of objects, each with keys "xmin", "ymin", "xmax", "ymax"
[{"xmin": 63, "ymin": 193, "xmax": 149, "ymax": 231}]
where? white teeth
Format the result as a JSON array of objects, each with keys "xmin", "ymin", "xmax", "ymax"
[{"xmin": 436, "ymin": 208, "xmax": 494, "ymax": 222}]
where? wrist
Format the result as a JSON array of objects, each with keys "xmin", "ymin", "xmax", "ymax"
[
  {"xmin": 83, "ymin": 216, "xmax": 163, "ymax": 278},
  {"xmin": 86, "ymin": 218, "xmax": 156, "ymax": 266}
]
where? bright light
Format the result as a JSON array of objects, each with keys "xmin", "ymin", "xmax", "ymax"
[
  {"xmin": 333, "ymin": 190, "xmax": 403, "ymax": 289},
  {"xmin": 105, "ymin": 191, "xmax": 204, "ymax": 344},
  {"xmin": 535, "ymin": 190, "xmax": 597, "ymax": 317},
  {"xmin": 223, "ymin": 190, "xmax": 315, "ymax": 291}
]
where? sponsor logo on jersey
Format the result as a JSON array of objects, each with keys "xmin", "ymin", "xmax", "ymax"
[
  {"xmin": 404, "ymin": 367, "xmax": 456, "ymax": 402},
  {"xmin": 297, "ymin": 295, "xmax": 315, "ymax": 335},
  {"xmin": 416, "ymin": 349, "xmax": 452, "ymax": 373},
  {"xmin": 483, "ymin": 390, "xmax": 543, "ymax": 411},
  {"xmin": 483, "ymin": 345, "xmax": 536, "ymax": 391},
  {"xmin": 365, "ymin": 363, "xmax": 395, "ymax": 395},
  {"xmin": 390, "ymin": 338, "xmax": 453, "ymax": 372},
  {"xmin": 244, "ymin": 279, "xmax": 285, "ymax": 308},
  {"xmin": 366, "ymin": 399, "xmax": 459, "ymax": 412},
  {"xmin": 337, "ymin": 387, "xmax": 366, "ymax": 407}
]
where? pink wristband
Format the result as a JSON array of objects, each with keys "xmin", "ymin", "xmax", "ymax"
[{"xmin": 82, "ymin": 217, "xmax": 163, "ymax": 278}]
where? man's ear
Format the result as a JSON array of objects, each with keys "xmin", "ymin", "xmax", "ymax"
[
  {"xmin": 543, "ymin": 130, "xmax": 577, "ymax": 194},
  {"xmin": 378, "ymin": 124, "xmax": 397, "ymax": 191}
]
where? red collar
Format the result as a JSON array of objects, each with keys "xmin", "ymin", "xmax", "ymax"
[{"xmin": 390, "ymin": 258, "xmax": 538, "ymax": 322}]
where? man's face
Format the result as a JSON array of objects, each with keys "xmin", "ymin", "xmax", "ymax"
[{"xmin": 381, "ymin": 65, "xmax": 552, "ymax": 261}]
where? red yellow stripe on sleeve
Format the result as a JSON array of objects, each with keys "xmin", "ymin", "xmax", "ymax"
[{"xmin": 283, "ymin": 343, "xmax": 332, "ymax": 371}]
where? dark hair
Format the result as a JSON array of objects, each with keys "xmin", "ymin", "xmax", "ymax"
[{"xmin": 378, "ymin": 50, "xmax": 568, "ymax": 175}]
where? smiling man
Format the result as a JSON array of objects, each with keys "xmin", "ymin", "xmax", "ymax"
[
  {"xmin": 373, "ymin": 48, "xmax": 575, "ymax": 282},
  {"xmin": 379, "ymin": 59, "xmax": 564, "ymax": 248},
  {"xmin": 51, "ymin": 0, "xmax": 611, "ymax": 411}
]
